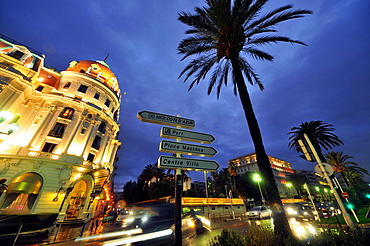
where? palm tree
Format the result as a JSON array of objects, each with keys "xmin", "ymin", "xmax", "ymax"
[
  {"xmin": 178, "ymin": 0, "xmax": 311, "ymax": 237},
  {"xmin": 288, "ymin": 121, "xmax": 343, "ymax": 162},
  {"xmin": 325, "ymin": 151, "xmax": 358, "ymax": 187},
  {"xmin": 287, "ymin": 172, "xmax": 308, "ymax": 197}
]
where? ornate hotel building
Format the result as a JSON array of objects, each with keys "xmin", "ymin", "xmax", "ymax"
[
  {"xmin": 228, "ymin": 153, "xmax": 297, "ymax": 199},
  {"xmin": 0, "ymin": 35, "xmax": 121, "ymax": 235}
]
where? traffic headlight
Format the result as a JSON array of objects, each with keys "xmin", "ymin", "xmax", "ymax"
[{"xmin": 365, "ymin": 194, "xmax": 370, "ymax": 199}]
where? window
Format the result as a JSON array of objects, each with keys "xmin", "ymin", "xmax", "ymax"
[
  {"xmin": 98, "ymin": 122, "xmax": 106, "ymax": 134},
  {"xmin": 91, "ymin": 135, "xmax": 102, "ymax": 150},
  {"xmin": 42, "ymin": 142, "xmax": 57, "ymax": 153},
  {"xmin": 36, "ymin": 86, "xmax": 44, "ymax": 92},
  {"xmin": 0, "ymin": 173, "xmax": 43, "ymax": 214},
  {"xmin": 63, "ymin": 82, "xmax": 71, "ymax": 89},
  {"xmin": 77, "ymin": 84, "xmax": 88, "ymax": 93},
  {"xmin": 59, "ymin": 107, "xmax": 74, "ymax": 119},
  {"xmin": 48, "ymin": 122, "xmax": 67, "ymax": 138},
  {"xmin": 104, "ymin": 98, "xmax": 111, "ymax": 108},
  {"xmin": 8, "ymin": 50, "xmax": 24, "ymax": 60},
  {"xmin": 93, "ymin": 93, "xmax": 100, "ymax": 100},
  {"xmin": 87, "ymin": 153, "xmax": 95, "ymax": 162},
  {"xmin": 81, "ymin": 128, "xmax": 86, "ymax": 134}
]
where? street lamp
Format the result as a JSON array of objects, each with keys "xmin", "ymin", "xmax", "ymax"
[
  {"xmin": 253, "ymin": 173, "xmax": 265, "ymax": 205},
  {"xmin": 286, "ymin": 182, "xmax": 293, "ymax": 198},
  {"xmin": 0, "ymin": 111, "xmax": 20, "ymax": 135}
]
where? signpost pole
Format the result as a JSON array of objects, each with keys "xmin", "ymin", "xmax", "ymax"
[
  {"xmin": 333, "ymin": 177, "xmax": 359, "ymax": 222},
  {"xmin": 303, "ymin": 134, "xmax": 355, "ymax": 229},
  {"xmin": 174, "ymin": 121, "xmax": 182, "ymax": 246},
  {"xmin": 174, "ymin": 168, "xmax": 182, "ymax": 246}
]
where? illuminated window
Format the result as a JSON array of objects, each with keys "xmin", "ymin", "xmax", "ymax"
[
  {"xmin": 59, "ymin": 107, "xmax": 74, "ymax": 119},
  {"xmin": 77, "ymin": 84, "xmax": 88, "ymax": 93},
  {"xmin": 0, "ymin": 173, "xmax": 42, "ymax": 214},
  {"xmin": 48, "ymin": 122, "xmax": 67, "ymax": 138},
  {"xmin": 42, "ymin": 142, "xmax": 57, "ymax": 153}
]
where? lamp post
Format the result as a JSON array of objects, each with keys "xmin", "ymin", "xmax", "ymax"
[
  {"xmin": 253, "ymin": 173, "xmax": 265, "ymax": 205},
  {"xmin": 286, "ymin": 182, "xmax": 293, "ymax": 198},
  {"xmin": 0, "ymin": 111, "xmax": 20, "ymax": 135}
]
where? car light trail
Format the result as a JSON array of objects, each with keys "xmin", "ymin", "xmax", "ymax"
[
  {"xmin": 103, "ymin": 229, "xmax": 173, "ymax": 246},
  {"xmin": 74, "ymin": 228, "xmax": 142, "ymax": 241}
]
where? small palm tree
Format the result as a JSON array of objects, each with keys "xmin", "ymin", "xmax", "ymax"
[
  {"xmin": 178, "ymin": 0, "xmax": 311, "ymax": 237},
  {"xmin": 288, "ymin": 121, "xmax": 343, "ymax": 162},
  {"xmin": 325, "ymin": 151, "xmax": 358, "ymax": 187}
]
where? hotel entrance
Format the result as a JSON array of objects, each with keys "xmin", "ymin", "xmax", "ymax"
[{"xmin": 65, "ymin": 180, "xmax": 87, "ymax": 219}]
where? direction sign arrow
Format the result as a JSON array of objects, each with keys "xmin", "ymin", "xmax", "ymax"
[
  {"xmin": 160, "ymin": 127, "xmax": 215, "ymax": 144},
  {"xmin": 158, "ymin": 156, "xmax": 220, "ymax": 172},
  {"xmin": 137, "ymin": 111, "xmax": 195, "ymax": 129},
  {"xmin": 159, "ymin": 140, "xmax": 217, "ymax": 157}
]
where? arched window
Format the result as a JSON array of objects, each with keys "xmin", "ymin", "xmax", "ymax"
[
  {"xmin": 0, "ymin": 173, "xmax": 43, "ymax": 214},
  {"xmin": 59, "ymin": 107, "xmax": 75, "ymax": 119},
  {"xmin": 59, "ymin": 107, "xmax": 74, "ymax": 119}
]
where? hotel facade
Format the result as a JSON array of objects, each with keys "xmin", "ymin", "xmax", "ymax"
[
  {"xmin": 0, "ymin": 35, "xmax": 121, "ymax": 235},
  {"xmin": 228, "ymin": 153, "xmax": 297, "ymax": 199}
]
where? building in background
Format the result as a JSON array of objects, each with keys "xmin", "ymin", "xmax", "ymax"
[
  {"xmin": 228, "ymin": 153, "xmax": 297, "ymax": 199},
  {"xmin": 0, "ymin": 34, "xmax": 121, "ymax": 235}
]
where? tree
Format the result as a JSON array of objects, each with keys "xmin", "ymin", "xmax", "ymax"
[
  {"xmin": 178, "ymin": 0, "xmax": 311, "ymax": 237},
  {"xmin": 287, "ymin": 172, "xmax": 308, "ymax": 198},
  {"xmin": 138, "ymin": 164, "xmax": 164, "ymax": 189},
  {"xmin": 288, "ymin": 121, "xmax": 343, "ymax": 162},
  {"xmin": 325, "ymin": 151, "xmax": 359, "ymax": 188}
]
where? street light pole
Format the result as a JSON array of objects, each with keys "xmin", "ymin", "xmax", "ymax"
[
  {"xmin": 303, "ymin": 134, "xmax": 355, "ymax": 229},
  {"xmin": 253, "ymin": 173, "xmax": 265, "ymax": 205}
]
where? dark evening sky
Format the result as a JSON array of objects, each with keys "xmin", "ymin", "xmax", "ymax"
[{"xmin": 1, "ymin": 0, "xmax": 369, "ymax": 191}]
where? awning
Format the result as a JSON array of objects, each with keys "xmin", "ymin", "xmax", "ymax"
[
  {"xmin": 7, "ymin": 173, "xmax": 43, "ymax": 194},
  {"xmin": 89, "ymin": 168, "xmax": 110, "ymax": 193}
]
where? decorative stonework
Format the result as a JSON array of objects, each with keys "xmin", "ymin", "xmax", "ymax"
[
  {"xmin": 31, "ymin": 161, "xmax": 42, "ymax": 171},
  {"xmin": 57, "ymin": 165, "xmax": 72, "ymax": 184},
  {"xmin": 0, "ymin": 158, "xmax": 10, "ymax": 175}
]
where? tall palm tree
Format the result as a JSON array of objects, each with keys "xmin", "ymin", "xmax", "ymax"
[
  {"xmin": 288, "ymin": 121, "xmax": 343, "ymax": 162},
  {"xmin": 178, "ymin": 0, "xmax": 311, "ymax": 237}
]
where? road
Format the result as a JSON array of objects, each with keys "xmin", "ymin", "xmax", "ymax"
[{"xmin": 4, "ymin": 216, "xmax": 317, "ymax": 246}]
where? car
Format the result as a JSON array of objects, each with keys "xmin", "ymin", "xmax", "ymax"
[
  {"xmin": 116, "ymin": 209, "xmax": 131, "ymax": 223},
  {"xmin": 283, "ymin": 203, "xmax": 315, "ymax": 221},
  {"xmin": 113, "ymin": 203, "xmax": 197, "ymax": 245},
  {"xmin": 183, "ymin": 208, "xmax": 211, "ymax": 233},
  {"xmin": 246, "ymin": 206, "xmax": 271, "ymax": 219}
]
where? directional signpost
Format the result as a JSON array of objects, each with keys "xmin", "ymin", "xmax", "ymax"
[
  {"xmin": 137, "ymin": 110, "xmax": 195, "ymax": 129},
  {"xmin": 158, "ymin": 155, "xmax": 220, "ymax": 171},
  {"xmin": 161, "ymin": 127, "xmax": 215, "ymax": 144},
  {"xmin": 160, "ymin": 140, "xmax": 217, "ymax": 157},
  {"xmin": 137, "ymin": 110, "xmax": 219, "ymax": 246}
]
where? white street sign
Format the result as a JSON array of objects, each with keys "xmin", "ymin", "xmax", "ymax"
[
  {"xmin": 160, "ymin": 127, "xmax": 215, "ymax": 144},
  {"xmin": 137, "ymin": 111, "xmax": 195, "ymax": 129},
  {"xmin": 158, "ymin": 156, "xmax": 220, "ymax": 172},
  {"xmin": 159, "ymin": 140, "xmax": 217, "ymax": 157},
  {"xmin": 314, "ymin": 163, "xmax": 334, "ymax": 177}
]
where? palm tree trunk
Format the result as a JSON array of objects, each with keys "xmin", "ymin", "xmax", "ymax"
[{"xmin": 230, "ymin": 57, "xmax": 291, "ymax": 237}]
